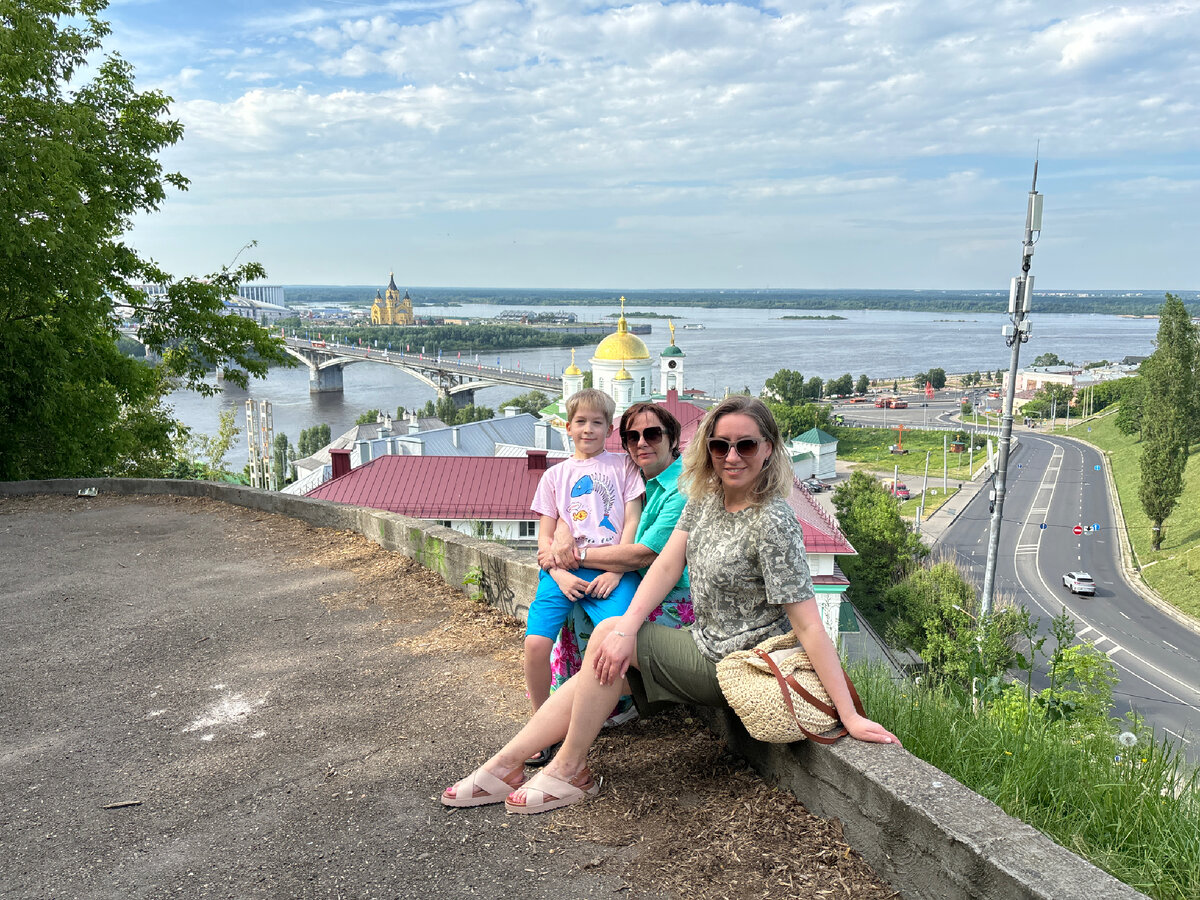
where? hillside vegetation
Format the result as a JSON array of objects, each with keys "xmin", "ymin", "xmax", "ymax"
[{"xmin": 1060, "ymin": 413, "xmax": 1200, "ymax": 621}]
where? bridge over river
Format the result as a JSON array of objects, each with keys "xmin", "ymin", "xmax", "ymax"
[{"xmin": 281, "ymin": 336, "xmax": 564, "ymax": 406}]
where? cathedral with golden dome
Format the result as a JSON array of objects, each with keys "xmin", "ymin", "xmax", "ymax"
[
  {"xmin": 550, "ymin": 297, "xmax": 687, "ymax": 422},
  {"xmin": 371, "ymin": 273, "xmax": 414, "ymax": 325}
]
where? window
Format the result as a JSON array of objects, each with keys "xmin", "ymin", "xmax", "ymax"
[
  {"xmin": 436, "ymin": 520, "xmax": 452, "ymax": 529},
  {"xmin": 640, "ymin": 377, "xmax": 646, "ymax": 393},
  {"xmin": 519, "ymin": 520, "xmax": 537, "ymax": 538},
  {"xmin": 473, "ymin": 521, "xmax": 494, "ymax": 538}
]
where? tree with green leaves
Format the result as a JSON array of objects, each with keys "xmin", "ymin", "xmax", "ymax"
[
  {"xmin": 356, "ymin": 409, "xmax": 383, "ymax": 426},
  {"xmin": 825, "ymin": 373, "xmax": 853, "ymax": 396},
  {"xmin": 765, "ymin": 402, "xmax": 830, "ymax": 441},
  {"xmin": 273, "ymin": 433, "xmax": 292, "ymax": 486},
  {"xmin": 1137, "ymin": 294, "xmax": 1198, "ymax": 550},
  {"xmin": 504, "ymin": 389, "xmax": 551, "ymax": 415},
  {"xmin": 882, "ymin": 560, "xmax": 1028, "ymax": 689},
  {"xmin": 1114, "ymin": 377, "xmax": 1145, "ymax": 438},
  {"xmin": 832, "ymin": 471, "xmax": 928, "ymax": 630},
  {"xmin": 762, "ymin": 369, "xmax": 806, "ymax": 405},
  {"xmin": 1019, "ymin": 381, "xmax": 1074, "ymax": 419},
  {"xmin": 1031, "ymin": 352, "xmax": 1067, "ymax": 367},
  {"xmin": 805, "ymin": 376, "xmax": 824, "ymax": 400},
  {"xmin": 854, "ymin": 373, "xmax": 869, "ymax": 395},
  {"xmin": 297, "ymin": 424, "xmax": 331, "ymax": 457},
  {"xmin": 926, "ymin": 368, "xmax": 946, "ymax": 390},
  {"xmin": 0, "ymin": 0, "xmax": 288, "ymax": 480}
]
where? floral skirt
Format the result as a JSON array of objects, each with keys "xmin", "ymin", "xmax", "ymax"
[{"xmin": 550, "ymin": 585, "xmax": 694, "ymax": 691}]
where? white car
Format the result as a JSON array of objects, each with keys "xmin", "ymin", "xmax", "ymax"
[{"xmin": 1063, "ymin": 572, "xmax": 1096, "ymax": 595}]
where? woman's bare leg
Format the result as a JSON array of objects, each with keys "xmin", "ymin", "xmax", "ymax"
[
  {"xmin": 508, "ymin": 618, "xmax": 630, "ymax": 803},
  {"xmin": 444, "ymin": 669, "xmax": 578, "ymax": 800}
]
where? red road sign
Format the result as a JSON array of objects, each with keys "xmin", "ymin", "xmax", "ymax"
[{"xmin": 1073, "ymin": 525, "xmax": 1083, "ymax": 535}]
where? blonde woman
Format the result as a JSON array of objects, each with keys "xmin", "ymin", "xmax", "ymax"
[{"xmin": 443, "ymin": 396, "xmax": 899, "ymax": 814}]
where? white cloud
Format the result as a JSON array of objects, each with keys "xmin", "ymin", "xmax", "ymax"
[{"xmin": 116, "ymin": 0, "xmax": 1200, "ymax": 286}]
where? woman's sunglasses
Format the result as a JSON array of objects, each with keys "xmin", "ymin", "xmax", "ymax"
[
  {"xmin": 707, "ymin": 437, "xmax": 762, "ymax": 459},
  {"xmin": 622, "ymin": 426, "xmax": 665, "ymax": 446}
]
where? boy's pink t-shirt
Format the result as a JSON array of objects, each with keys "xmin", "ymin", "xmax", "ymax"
[{"xmin": 531, "ymin": 451, "xmax": 645, "ymax": 549}]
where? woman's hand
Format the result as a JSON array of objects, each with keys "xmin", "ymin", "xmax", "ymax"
[
  {"xmin": 548, "ymin": 568, "xmax": 588, "ymax": 602},
  {"xmin": 549, "ymin": 524, "xmax": 580, "ymax": 570},
  {"xmin": 592, "ymin": 628, "xmax": 636, "ymax": 685},
  {"xmin": 843, "ymin": 712, "xmax": 902, "ymax": 746}
]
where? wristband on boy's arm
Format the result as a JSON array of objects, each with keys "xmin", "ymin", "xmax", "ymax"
[{"xmin": 580, "ymin": 547, "xmax": 588, "ymax": 562}]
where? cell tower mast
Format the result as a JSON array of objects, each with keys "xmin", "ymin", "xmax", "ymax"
[{"xmin": 981, "ymin": 161, "xmax": 1043, "ymax": 616}]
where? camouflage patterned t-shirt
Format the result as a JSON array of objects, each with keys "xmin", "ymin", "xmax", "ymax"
[{"xmin": 677, "ymin": 493, "xmax": 816, "ymax": 661}]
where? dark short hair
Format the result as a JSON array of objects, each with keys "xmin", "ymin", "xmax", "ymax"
[{"xmin": 619, "ymin": 402, "xmax": 682, "ymax": 459}]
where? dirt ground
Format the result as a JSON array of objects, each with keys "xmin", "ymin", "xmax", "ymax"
[{"xmin": 0, "ymin": 494, "xmax": 898, "ymax": 900}]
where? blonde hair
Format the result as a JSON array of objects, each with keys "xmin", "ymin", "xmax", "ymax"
[
  {"xmin": 680, "ymin": 396, "xmax": 794, "ymax": 504},
  {"xmin": 565, "ymin": 388, "xmax": 615, "ymax": 426}
]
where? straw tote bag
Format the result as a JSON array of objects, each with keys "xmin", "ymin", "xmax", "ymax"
[{"xmin": 715, "ymin": 632, "xmax": 864, "ymax": 744}]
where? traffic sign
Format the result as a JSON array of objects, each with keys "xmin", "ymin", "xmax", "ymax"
[
  {"xmin": 1094, "ymin": 465, "xmax": 1101, "ymax": 471},
  {"xmin": 1040, "ymin": 523, "xmax": 1047, "ymax": 530},
  {"xmin": 1093, "ymin": 523, "xmax": 1100, "ymax": 532},
  {"xmin": 1073, "ymin": 525, "xmax": 1083, "ymax": 535}
]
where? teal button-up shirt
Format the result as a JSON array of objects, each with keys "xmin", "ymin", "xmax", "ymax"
[{"xmin": 633, "ymin": 454, "xmax": 689, "ymax": 591}]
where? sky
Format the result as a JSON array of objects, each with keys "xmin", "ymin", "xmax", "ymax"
[{"xmin": 102, "ymin": 0, "xmax": 1200, "ymax": 290}]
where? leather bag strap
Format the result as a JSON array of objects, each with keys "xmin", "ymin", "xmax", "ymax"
[{"xmin": 753, "ymin": 648, "xmax": 863, "ymax": 745}]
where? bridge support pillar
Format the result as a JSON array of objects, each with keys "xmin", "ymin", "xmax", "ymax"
[
  {"xmin": 443, "ymin": 389, "xmax": 475, "ymax": 409},
  {"xmin": 310, "ymin": 364, "xmax": 344, "ymax": 394}
]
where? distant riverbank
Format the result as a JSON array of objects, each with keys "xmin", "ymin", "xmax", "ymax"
[{"xmin": 284, "ymin": 286, "xmax": 1200, "ymax": 318}]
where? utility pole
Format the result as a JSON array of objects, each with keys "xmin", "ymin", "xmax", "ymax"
[{"xmin": 981, "ymin": 161, "xmax": 1043, "ymax": 617}]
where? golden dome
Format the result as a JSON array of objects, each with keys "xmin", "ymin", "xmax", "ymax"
[
  {"xmin": 564, "ymin": 348, "xmax": 582, "ymax": 376},
  {"xmin": 593, "ymin": 298, "xmax": 649, "ymax": 361},
  {"xmin": 614, "ymin": 366, "xmax": 632, "ymax": 381}
]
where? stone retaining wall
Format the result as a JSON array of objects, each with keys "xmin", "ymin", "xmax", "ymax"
[{"xmin": 1, "ymin": 478, "xmax": 1148, "ymax": 900}]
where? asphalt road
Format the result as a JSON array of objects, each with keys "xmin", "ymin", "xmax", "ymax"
[
  {"xmin": 0, "ymin": 495, "xmax": 667, "ymax": 900},
  {"xmin": 937, "ymin": 433, "xmax": 1200, "ymax": 761}
]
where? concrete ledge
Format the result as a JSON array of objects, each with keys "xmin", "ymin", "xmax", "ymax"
[{"xmin": 0, "ymin": 478, "xmax": 1148, "ymax": 900}]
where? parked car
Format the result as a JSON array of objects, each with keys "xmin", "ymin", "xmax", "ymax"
[
  {"xmin": 802, "ymin": 478, "xmax": 826, "ymax": 493},
  {"xmin": 881, "ymin": 478, "xmax": 910, "ymax": 500},
  {"xmin": 1063, "ymin": 572, "xmax": 1096, "ymax": 595}
]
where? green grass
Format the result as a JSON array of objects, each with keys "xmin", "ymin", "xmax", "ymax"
[
  {"xmin": 899, "ymin": 486, "xmax": 959, "ymax": 519},
  {"xmin": 853, "ymin": 664, "xmax": 1200, "ymax": 900},
  {"xmin": 1057, "ymin": 413, "xmax": 1200, "ymax": 622},
  {"xmin": 833, "ymin": 425, "xmax": 980, "ymax": 482}
]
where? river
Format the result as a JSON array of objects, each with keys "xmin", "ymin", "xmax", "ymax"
[{"xmin": 167, "ymin": 304, "xmax": 1162, "ymax": 461}]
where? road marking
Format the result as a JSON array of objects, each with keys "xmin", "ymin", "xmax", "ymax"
[
  {"xmin": 1119, "ymin": 611, "xmax": 1130, "ymax": 620},
  {"xmin": 1015, "ymin": 435, "xmax": 1200, "ymax": 713},
  {"xmin": 1165, "ymin": 641, "xmax": 1178, "ymax": 651},
  {"xmin": 1106, "ymin": 644, "xmax": 1123, "ymax": 657},
  {"xmin": 1164, "ymin": 728, "xmax": 1193, "ymax": 745},
  {"xmin": 1016, "ymin": 546, "xmax": 1038, "ymax": 553},
  {"xmin": 1077, "ymin": 625, "xmax": 1094, "ymax": 639}
]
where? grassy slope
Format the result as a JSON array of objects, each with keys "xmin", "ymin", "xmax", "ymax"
[
  {"xmin": 832, "ymin": 426, "xmax": 977, "ymax": 482},
  {"xmin": 1059, "ymin": 414, "xmax": 1200, "ymax": 621}
]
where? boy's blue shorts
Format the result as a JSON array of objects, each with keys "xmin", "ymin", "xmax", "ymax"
[{"xmin": 526, "ymin": 568, "xmax": 642, "ymax": 640}]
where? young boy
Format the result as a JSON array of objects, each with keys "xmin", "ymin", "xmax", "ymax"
[{"xmin": 526, "ymin": 389, "xmax": 644, "ymax": 728}]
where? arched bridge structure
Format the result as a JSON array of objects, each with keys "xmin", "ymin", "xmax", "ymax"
[{"xmin": 282, "ymin": 336, "xmax": 564, "ymax": 406}]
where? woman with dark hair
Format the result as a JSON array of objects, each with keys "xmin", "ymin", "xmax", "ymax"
[
  {"xmin": 442, "ymin": 396, "xmax": 899, "ymax": 813},
  {"xmin": 540, "ymin": 402, "xmax": 693, "ymax": 711}
]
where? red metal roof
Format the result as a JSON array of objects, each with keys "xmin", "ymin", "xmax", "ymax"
[
  {"xmin": 306, "ymin": 453, "xmax": 563, "ymax": 519},
  {"xmin": 787, "ymin": 481, "xmax": 857, "ymax": 555}
]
